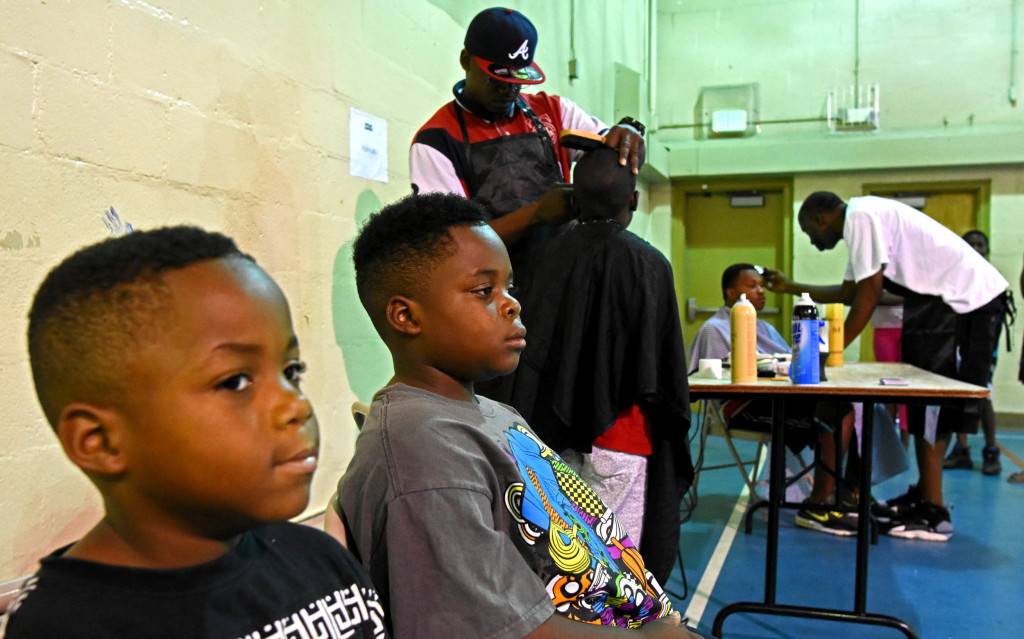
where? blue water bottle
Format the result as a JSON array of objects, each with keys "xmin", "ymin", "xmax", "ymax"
[{"xmin": 790, "ymin": 293, "xmax": 820, "ymax": 384}]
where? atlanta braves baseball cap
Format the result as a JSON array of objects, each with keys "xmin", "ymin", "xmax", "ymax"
[{"xmin": 464, "ymin": 7, "xmax": 545, "ymax": 85}]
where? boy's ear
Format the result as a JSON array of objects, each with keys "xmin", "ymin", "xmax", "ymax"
[
  {"xmin": 724, "ymin": 287, "xmax": 739, "ymax": 306},
  {"xmin": 386, "ymin": 295, "xmax": 422, "ymax": 336},
  {"xmin": 57, "ymin": 403, "xmax": 129, "ymax": 476}
]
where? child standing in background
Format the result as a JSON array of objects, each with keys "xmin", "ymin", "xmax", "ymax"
[{"xmin": 944, "ymin": 230, "xmax": 1004, "ymax": 475}]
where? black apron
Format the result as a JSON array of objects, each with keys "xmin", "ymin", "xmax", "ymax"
[{"xmin": 455, "ymin": 98, "xmax": 565, "ymax": 287}]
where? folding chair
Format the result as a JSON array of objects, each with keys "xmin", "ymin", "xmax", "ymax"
[
  {"xmin": 692, "ymin": 399, "xmax": 772, "ymax": 499},
  {"xmin": 1, "ymin": 576, "xmax": 24, "ymax": 616},
  {"xmin": 693, "ymin": 399, "xmax": 818, "ymax": 532},
  {"xmin": 351, "ymin": 401, "xmax": 369, "ymax": 430}
]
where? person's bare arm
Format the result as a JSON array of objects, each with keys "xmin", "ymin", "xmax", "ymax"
[
  {"xmin": 526, "ymin": 611, "xmax": 701, "ymax": 638},
  {"xmin": 323, "ymin": 492, "xmax": 348, "ymax": 548},
  {"xmin": 843, "ymin": 271, "xmax": 884, "ymax": 346},
  {"xmin": 877, "ymin": 291, "xmax": 903, "ymax": 306},
  {"xmin": 1019, "ymin": 252, "xmax": 1024, "ymax": 296},
  {"xmin": 762, "ymin": 268, "xmax": 856, "ymax": 304},
  {"xmin": 488, "ymin": 183, "xmax": 574, "ymax": 246}
]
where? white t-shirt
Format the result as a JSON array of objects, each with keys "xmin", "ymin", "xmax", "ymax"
[{"xmin": 842, "ymin": 196, "xmax": 1007, "ymax": 314}]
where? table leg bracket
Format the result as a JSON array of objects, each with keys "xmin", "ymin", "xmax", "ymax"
[{"xmin": 711, "ymin": 601, "xmax": 918, "ymax": 638}]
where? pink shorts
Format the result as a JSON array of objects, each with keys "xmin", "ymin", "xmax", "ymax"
[{"xmin": 873, "ymin": 327, "xmax": 908, "ymax": 430}]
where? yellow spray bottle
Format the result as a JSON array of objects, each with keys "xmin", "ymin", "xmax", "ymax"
[
  {"xmin": 826, "ymin": 303, "xmax": 845, "ymax": 367},
  {"xmin": 731, "ymin": 293, "xmax": 757, "ymax": 383}
]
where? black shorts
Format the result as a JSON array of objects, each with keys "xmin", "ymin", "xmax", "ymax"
[
  {"xmin": 899, "ymin": 290, "xmax": 1006, "ymax": 435},
  {"xmin": 727, "ymin": 399, "xmax": 844, "ymax": 454}
]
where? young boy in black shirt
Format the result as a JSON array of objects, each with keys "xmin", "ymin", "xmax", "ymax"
[{"xmin": 2, "ymin": 227, "xmax": 386, "ymax": 638}]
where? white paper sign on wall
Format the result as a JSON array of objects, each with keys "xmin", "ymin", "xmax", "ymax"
[{"xmin": 350, "ymin": 108, "xmax": 388, "ymax": 183}]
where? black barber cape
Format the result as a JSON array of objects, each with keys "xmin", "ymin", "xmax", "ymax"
[{"xmin": 477, "ymin": 221, "xmax": 693, "ymax": 583}]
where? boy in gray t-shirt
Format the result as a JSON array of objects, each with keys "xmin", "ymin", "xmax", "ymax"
[{"xmin": 329, "ymin": 193, "xmax": 708, "ymax": 638}]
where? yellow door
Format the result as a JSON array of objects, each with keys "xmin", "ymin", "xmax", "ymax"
[
  {"xmin": 671, "ymin": 180, "xmax": 794, "ymax": 351},
  {"xmin": 867, "ymin": 189, "xmax": 982, "ymax": 238}
]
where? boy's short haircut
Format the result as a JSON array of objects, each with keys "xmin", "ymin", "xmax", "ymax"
[
  {"xmin": 27, "ymin": 226, "xmax": 248, "ymax": 428},
  {"xmin": 572, "ymin": 147, "xmax": 635, "ymax": 218},
  {"xmin": 720, "ymin": 262, "xmax": 757, "ymax": 301},
  {"xmin": 353, "ymin": 192, "xmax": 488, "ymax": 333}
]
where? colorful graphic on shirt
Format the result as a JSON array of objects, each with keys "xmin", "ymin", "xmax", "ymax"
[{"xmin": 502, "ymin": 424, "xmax": 672, "ymax": 627}]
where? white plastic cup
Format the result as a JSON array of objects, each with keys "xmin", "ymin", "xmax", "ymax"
[{"xmin": 698, "ymin": 358, "xmax": 723, "ymax": 378}]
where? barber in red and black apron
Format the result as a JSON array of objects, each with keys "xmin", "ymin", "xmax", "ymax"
[{"xmin": 409, "ymin": 7, "xmax": 645, "ymax": 291}]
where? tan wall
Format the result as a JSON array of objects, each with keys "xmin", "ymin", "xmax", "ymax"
[{"xmin": 0, "ymin": 0, "xmax": 654, "ymax": 581}]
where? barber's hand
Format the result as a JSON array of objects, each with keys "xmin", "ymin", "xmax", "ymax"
[
  {"xmin": 762, "ymin": 268, "xmax": 791, "ymax": 294},
  {"xmin": 603, "ymin": 124, "xmax": 646, "ymax": 175},
  {"xmin": 532, "ymin": 183, "xmax": 574, "ymax": 226}
]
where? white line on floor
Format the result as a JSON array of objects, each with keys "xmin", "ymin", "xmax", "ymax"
[{"xmin": 683, "ymin": 458, "xmax": 765, "ymax": 627}]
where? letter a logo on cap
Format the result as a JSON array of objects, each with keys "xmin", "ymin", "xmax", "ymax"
[{"xmin": 509, "ymin": 39, "xmax": 530, "ymax": 61}]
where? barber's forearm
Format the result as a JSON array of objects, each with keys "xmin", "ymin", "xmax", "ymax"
[
  {"xmin": 843, "ymin": 275, "xmax": 883, "ymax": 346},
  {"xmin": 778, "ymin": 281, "xmax": 850, "ymax": 303},
  {"xmin": 877, "ymin": 291, "xmax": 903, "ymax": 306},
  {"xmin": 843, "ymin": 305, "xmax": 873, "ymax": 347},
  {"xmin": 487, "ymin": 202, "xmax": 539, "ymax": 246}
]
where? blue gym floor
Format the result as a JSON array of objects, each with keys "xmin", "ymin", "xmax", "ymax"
[{"xmin": 664, "ymin": 427, "xmax": 1024, "ymax": 638}]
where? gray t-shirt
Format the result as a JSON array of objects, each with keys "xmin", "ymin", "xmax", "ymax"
[{"xmin": 338, "ymin": 383, "xmax": 674, "ymax": 639}]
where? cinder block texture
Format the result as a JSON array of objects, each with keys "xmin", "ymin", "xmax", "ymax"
[
  {"xmin": 38, "ymin": 67, "xmax": 168, "ymax": 176},
  {"xmin": 0, "ymin": 51, "xmax": 36, "ymax": 150}
]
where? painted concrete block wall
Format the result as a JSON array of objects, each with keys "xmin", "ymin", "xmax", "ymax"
[
  {"xmin": 0, "ymin": 0, "xmax": 653, "ymax": 582},
  {"xmin": 655, "ymin": 0, "xmax": 1021, "ymax": 140},
  {"xmin": 651, "ymin": 0, "xmax": 1023, "ymax": 179}
]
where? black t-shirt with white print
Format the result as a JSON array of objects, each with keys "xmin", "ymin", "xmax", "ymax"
[{"xmin": 1, "ymin": 522, "xmax": 387, "ymax": 639}]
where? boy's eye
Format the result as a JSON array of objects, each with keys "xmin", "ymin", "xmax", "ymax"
[
  {"xmin": 474, "ymin": 286, "xmax": 493, "ymax": 297},
  {"xmin": 217, "ymin": 374, "xmax": 252, "ymax": 392},
  {"xmin": 285, "ymin": 361, "xmax": 307, "ymax": 384}
]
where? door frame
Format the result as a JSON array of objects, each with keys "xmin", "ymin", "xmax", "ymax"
[
  {"xmin": 670, "ymin": 176, "xmax": 795, "ymax": 335},
  {"xmin": 863, "ymin": 179, "xmax": 991, "ymax": 232}
]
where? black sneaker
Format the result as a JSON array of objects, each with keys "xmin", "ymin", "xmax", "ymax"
[
  {"xmin": 982, "ymin": 445, "xmax": 1002, "ymax": 476},
  {"xmin": 881, "ymin": 500, "xmax": 953, "ymax": 542},
  {"xmin": 943, "ymin": 442, "xmax": 973, "ymax": 470},
  {"xmin": 795, "ymin": 501, "xmax": 858, "ymax": 536},
  {"xmin": 871, "ymin": 485, "xmax": 921, "ymax": 524}
]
